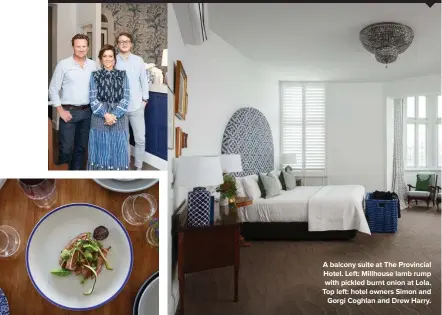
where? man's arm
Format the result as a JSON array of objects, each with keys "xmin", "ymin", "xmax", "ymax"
[
  {"xmin": 139, "ymin": 58, "xmax": 150, "ymax": 103},
  {"xmin": 49, "ymin": 62, "xmax": 72, "ymax": 122},
  {"xmin": 48, "ymin": 62, "xmax": 64, "ymax": 107}
]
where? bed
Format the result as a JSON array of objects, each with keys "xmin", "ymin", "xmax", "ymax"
[{"xmin": 221, "ymin": 107, "xmax": 370, "ymax": 241}]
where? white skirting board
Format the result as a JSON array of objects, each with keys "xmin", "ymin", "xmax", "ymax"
[{"xmin": 129, "ymin": 145, "xmax": 167, "ymax": 171}]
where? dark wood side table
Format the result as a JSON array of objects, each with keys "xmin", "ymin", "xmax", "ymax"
[{"xmin": 177, "ymin": 202, "xmax": 240, "ymax": 315}]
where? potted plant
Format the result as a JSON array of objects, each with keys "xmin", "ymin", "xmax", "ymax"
[{"xmin": 216, "ymin": 174, "xmax": 237, "ymax": 207}]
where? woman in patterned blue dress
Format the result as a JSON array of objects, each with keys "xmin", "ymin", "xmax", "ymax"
[{"xmin": 87, "ymin": 44, "xmax": 130, "ymax": 170}]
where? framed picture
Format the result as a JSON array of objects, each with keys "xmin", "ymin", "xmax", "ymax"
[
  {"xmin": 182, "ymin": 132, "xmax": 188, "ymax": 148},
  {"xmin": 175, "ymin": 127, "xmax": 182, "ymax": 158},
  {"xmin": 174, "ymin": 60, "xmax": 187, "ymax": 120},
  {"xmin": 168, "ymin": 89, "xmax": 174, "ymax": 149}
]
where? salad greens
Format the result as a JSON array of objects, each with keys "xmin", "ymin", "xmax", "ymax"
[{"xmin": 50, "ymin": 228, "xmax": 112, "ymax": 295}]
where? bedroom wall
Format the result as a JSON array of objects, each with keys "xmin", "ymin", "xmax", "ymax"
[
  {"xmin": 168, "ymin": 5, "xmax": 279, "ymax": 314},
  {"xmin": 326, "ymin": 82, "xmax": 386, "ymax": 192},
  {"xmin": 169, "ymin": 8, "xmax": 280, "ymax": 212},
  {"xmin": 167, "ymin": 4, "xmax": 185, "ymax": 315}
]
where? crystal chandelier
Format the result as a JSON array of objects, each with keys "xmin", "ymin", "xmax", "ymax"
[{"xmin": 359, "ymin": 22, "xmax": 414, "ymax": 68}]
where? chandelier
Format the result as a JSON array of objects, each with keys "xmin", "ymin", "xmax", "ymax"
[{"xmin": 359, "ymin": 22, "xmax": 414, "ymax": 68}]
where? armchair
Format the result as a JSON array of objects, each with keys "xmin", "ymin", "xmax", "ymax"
[
  {"xmin": 436, "ymin": 186, "xmax": 441, "ymax": 211},
  {"xmin": 407, "ymin": 173, "xmax": 438, "ymax": 208}
]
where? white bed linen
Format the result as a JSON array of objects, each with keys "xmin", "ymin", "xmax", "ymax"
[
  {"xmin": 237, "ymin": 186, "xmax": 322, "ymax": 222},
  {"xmin": 308, "ymin": 185, "xmax": 370, "ymax": 234}
]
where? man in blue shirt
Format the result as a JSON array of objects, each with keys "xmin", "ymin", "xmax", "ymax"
[
  {"xmin": 48, "ymin": 34, "xmax": 97, "ymax": 170},
  {"xmin": 115, "ymin": 32, "xmax": 150, "ymax": 170}
]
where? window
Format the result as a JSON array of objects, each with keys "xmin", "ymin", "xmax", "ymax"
[
  {"xmin": 404, "ymin": 95, "xmax": 441, "ymax": 168},
  {"xmin": 280, "ymin": 82, "xmax": 326, "ymax": 174}
]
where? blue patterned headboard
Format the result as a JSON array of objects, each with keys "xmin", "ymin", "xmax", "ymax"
[{"xmin": 221, "ymin": 107, "xmax": 274, "ymax": 177}]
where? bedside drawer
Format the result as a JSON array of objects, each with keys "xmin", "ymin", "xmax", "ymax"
[{"xmin": 179, "ymin": 225, "xmax": 238, "ymax": 273}]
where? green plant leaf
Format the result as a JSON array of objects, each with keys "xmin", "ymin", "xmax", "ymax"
[{"xmin": 50, "ymin": 268, "xmax": 71, "ymax": 277}]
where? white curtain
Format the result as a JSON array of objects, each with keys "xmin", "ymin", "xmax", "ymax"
[{"xmin": 392, "ymin": 98, "xmax": 408, "ymax": 209}]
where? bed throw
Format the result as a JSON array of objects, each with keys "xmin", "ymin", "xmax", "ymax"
[{"xmin": 308, "ymin": 185, "xmax": 371, "ymax": 234}]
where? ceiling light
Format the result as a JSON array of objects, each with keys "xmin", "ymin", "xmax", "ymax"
[{"xmin": 359, "ymin": 22, "xmax": 414, "ymax": 68}]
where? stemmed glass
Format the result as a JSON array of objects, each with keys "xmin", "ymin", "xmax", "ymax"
[{"xmin": 17, "ymin": 179, "xmax": 57, "ymax": 209}]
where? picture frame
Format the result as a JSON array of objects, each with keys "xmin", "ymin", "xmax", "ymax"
[
  {"xmin": 175, "ymin": 127, "xmax": 182, "ymax": 158},
  {"xmin": 182, "ymin": 132, "xmax": 188, "ymax": 148},
  {"xmin": 174, "ymin": 60, "xmax": 187, "ymax": 120}
]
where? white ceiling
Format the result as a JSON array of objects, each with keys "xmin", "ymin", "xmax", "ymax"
[{"xmin": 208, "ymin": 3, "xmax": 441, "ymax": 81}]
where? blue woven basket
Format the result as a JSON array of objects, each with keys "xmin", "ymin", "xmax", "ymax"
[{"xmin": 365, "ymin": 193, "xmax": 398, "ymax": 233}]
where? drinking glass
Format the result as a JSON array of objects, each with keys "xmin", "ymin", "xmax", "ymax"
[
  {"xmin": 122, "ymin": 193, "xmax": 157, "ymax": 226},
  {"xmin": 17, "ymin": 179, "xmax": 57, "ymax": 209},
  {"xmin": 146, "ymin": 219, "xmax": 159, "ymax": 247},
  {"xmin": 0, "ymin": 225, "xmax": 20, "ymax": 258}
]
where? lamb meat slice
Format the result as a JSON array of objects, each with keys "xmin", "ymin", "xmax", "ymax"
[
  {"xmin": 63, "ymin": 232, "xmax": 89, "ymax": 251},
  {"xmin": 74, "ymin": 265, "xmax": 82, "ymax": 275},
  {"xmin": 65, "ymin": 250, "xmax": 79, "ymax": 271},
  {"xmin": 81, "ymin": 265, "xmax": 93, "ymax": 279}
]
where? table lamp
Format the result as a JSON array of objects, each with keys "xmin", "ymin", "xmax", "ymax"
[
  {"xmin": 221, "ymin": 154, "xmax": 243, "ymax": 174},
  {"xmin": 175, "ymin": 156, "xmax": 224, "ymax": 227}
]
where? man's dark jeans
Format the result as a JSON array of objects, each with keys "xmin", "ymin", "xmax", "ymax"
[{"xmin": 58, "ymin": 107, "xmax": 91, "ymax": 170}]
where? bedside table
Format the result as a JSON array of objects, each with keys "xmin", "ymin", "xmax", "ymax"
[{"xmin": 177, "ymin": 202, "xmax": 240, "ymax": 314}]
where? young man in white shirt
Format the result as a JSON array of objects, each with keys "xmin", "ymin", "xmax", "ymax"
[
  {"xmin": 115, "ymin": 32, "xmax": 150, "ymax": 170},
  {"xmin": 48, "ymin": 34, "xmax": 97, "ymax": 170}
]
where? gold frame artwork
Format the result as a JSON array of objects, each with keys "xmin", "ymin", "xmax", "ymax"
[
  {"xmin": 174, "ymin": 60, "xmax": 188, "ymax": 120},
  {"xmin": 175, "ymin": 127, "xmax": 182, "ymax": 158}
]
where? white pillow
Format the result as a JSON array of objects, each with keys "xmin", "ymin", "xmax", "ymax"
[
  {"xmin": 242, "ymin": 175, "xmax": 261, "ymax": 200},
  {"xmin": 270, "ymin": 171, "xmax": 283, "ymax": 190},
  {"xmin": 235, "ymin": 177, "xmax": 248, "ymax": 198}
]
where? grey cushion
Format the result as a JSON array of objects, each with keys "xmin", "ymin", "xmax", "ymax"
[
  {"xmin": 408, "ymin": 191, "xmax": 430, "ymax": 198},
  {"xmin": 282, "ymin": 170, "xmax": 296, "ymax": 190},
  {"xmin": 259, "ymin": 173, "xmax": 281, "ymax": 199}
]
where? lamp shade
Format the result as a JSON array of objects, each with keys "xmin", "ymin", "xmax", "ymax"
[
  {"xmin": 220, "ymin": 154, "xmax": 243, "ymax": 173},
  {"xmin": 161, "ymin": 49, "xmax": 168, "ymax": 67},
  {"xmin": 282, "ymin": 153, "xmax": 297, "ymax": 165},
  {"xmin": 175, "ymin": 156, "xmax": 224, "ymax": 188}
]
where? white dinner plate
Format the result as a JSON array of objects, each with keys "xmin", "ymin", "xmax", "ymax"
[
  {"xmin": 133, "ymin": 272, "xmax": 159, "ymax": 315},
  {"xmin": 93, "ymin": 179, "xmax": 158, "ymax": 193},
  {"xmin": 26, "ymin": 203, "xmax": 133, "ymax": 311}
]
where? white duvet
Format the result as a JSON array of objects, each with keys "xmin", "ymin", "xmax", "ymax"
[
  {"xmin": 308, "ymin": 185, "xmax": 370, "ymax": 235},
  {"xmin": 238, "ymin": 185, "xmax": 371, "ymax": 235}
]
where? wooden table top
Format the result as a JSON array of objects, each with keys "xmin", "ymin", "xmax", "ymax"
[{"xmin": 0, "ymin": 179, "xmax": 159, "ymax": 315}]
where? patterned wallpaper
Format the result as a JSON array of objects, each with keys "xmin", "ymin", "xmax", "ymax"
[{"xmin": 102, "ymin": 3, "xmax": 167, "ymax": 67}]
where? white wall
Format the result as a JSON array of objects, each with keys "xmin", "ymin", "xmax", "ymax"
[
  {"xmin": 167, "ymin": 4, "xmax": 186, "ymax": 314},
  {"xmin": 168, "ymin": 4, "xmax": 279, "ymax": 314},
  {"xmin": 54, "ymin": 3, "xmax": 77, "ymax": 64},
  {"xmin": 326, "ymin": 82, "xmax": 386, "ymax": 192},
  {"xmin": 383, "ymin": 74, "xmax": 441, "ymax": 98},
  {"xmin": 76, "ymin": 3, "xmax": 101, "ymax": 63}
]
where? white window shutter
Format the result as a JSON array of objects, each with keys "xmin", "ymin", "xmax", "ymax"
[{"xmin": 281, "ymin": 82, "xmax": 326, "ymax": 175}]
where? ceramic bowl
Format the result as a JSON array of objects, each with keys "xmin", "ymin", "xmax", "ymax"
[
  {"xmin": 93, "ymin": 179, "xmax": 159, "ymax": 193},
  {"xmin": 26, "ymin": 203, "xmax": 133, "ymax": 311}
]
